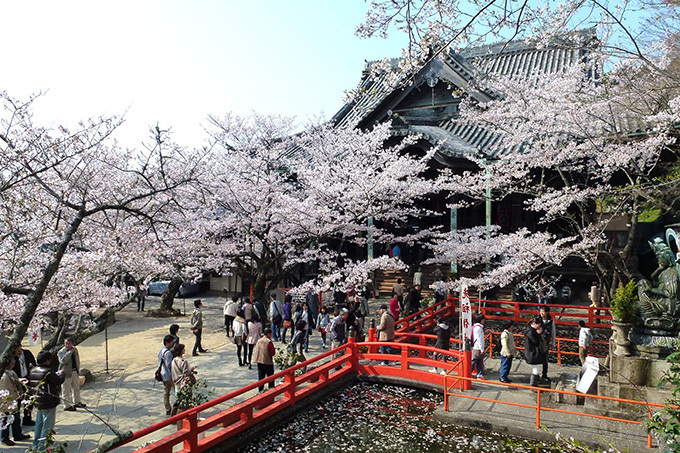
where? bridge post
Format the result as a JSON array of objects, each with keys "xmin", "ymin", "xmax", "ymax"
[
  {"xmin": 462, "ymin": 349, "xmax": 472, "ymax": 390},
  {"xmin": 368, "ymin": 327, "xmax": 377, "ymax": 354},
  {"xmin": 284, "ymin": 371, "xmax": 296, "ymax": 404},
  {"xmin": 182, "ymin": 411, "xmax": 199, "ymax": 451},
  {"xmin": 348, "ymin": 337, "xmax": 358, "ymax": 371}
]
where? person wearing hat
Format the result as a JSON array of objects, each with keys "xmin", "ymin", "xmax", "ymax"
[{"xmin": 376, "ymin": 304, "xmax": 395, "ymax": 366}]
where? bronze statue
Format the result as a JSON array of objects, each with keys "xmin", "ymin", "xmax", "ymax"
[{"xmin": 637, "ymin": 237, "xmax": 680, "ymax": 333}]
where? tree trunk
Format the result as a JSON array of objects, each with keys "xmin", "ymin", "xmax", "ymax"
[
  {"xmin": 0, "ymin": 210, "xmax": 85, "ymax": 378},
  {"xmin": 159, "ymin": 277, "xmax": 182, "ymax": 312}
]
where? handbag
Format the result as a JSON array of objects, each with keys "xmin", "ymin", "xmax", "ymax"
[
  {"xmin": 272, "ymin": 314, "xmax": 282, "ymax": 325},
  {"xmin": 283, "ymin": 319, "xmax": 292, "ymax": 328}
]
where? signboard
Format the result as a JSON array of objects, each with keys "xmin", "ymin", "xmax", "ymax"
[
  {"xmin": 576, "ymin": 356, "xmax": 599, "ymax": 393},
  {"xmin": 460, "ymin": 283, "xmax": 472, "ymax": 341},
  {"xmin": 28, "ymin": 327, "xmax": 41, "ymax": 347}
]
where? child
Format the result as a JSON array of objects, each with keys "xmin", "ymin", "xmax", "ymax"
[
  {"xmin": 316, "ymin": 306, "xmax": 330, "ymax": 348},
  {"xmin": 578, "ymin": 320, "xmax": 593, "ymax": 365},
  {"xmin": 499, "ymin": 320, "xmax": 516, "ymax": 383},
  {"xmin": 431, "ymin": 318, "xmax": 451, "ymax": 374}
]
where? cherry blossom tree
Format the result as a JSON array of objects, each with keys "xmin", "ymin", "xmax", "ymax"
[
  {"xmin": 202, "ymin": 113, "xmax": 449, "ymax": 300},
  {"xmin": 0, "ymin": 93, "xmax": 205, "ymax": 376},
  {"xmin": 427, "ymin": 48, "xmax": 680, "ymax": 296}
]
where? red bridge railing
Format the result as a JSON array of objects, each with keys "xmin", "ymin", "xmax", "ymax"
[
  {"xmin": 110, "ymin": 336, "xmax": 469, "ymax": 453},
  {"xmin": 109, "ymin": 296, "xmax": 610, "ymax": 452}
]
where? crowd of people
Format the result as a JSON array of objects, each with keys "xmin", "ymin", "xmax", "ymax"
[
  {"xmin": 1, "ymin": 337, "xmax": 88, "ymax": 450},
  {"xmin": 154, "ymin": 293, "xmax": 372, "ymax": 416},
  {"xmin": 151, "ymin": 286, "xmax": 592, "ymax": 415}
]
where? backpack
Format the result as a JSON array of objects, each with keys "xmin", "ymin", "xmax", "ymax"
[{"xmin": 155, "ymin": 350, "xmax": 168, "ymax": 382}]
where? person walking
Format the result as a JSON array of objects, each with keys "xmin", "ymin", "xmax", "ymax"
[
  {"xmin": 281, "ymin": 295, "xmax": 293, "ymax": 343},
  {"xmin": 57, "ymin": 337, "xmax": 86, "ymax": 411},
  {"xmin": 376, "ymin": 304, "xmax": 395, "ymax": 366},
  {"xmin": 253, "ymin": 328, "xmax": 276, "ymax": 392},
  {"xmin": 242, "ymin": 298, "xmax": 254, "ymax": 322},
  {"xmin": 158, "ymin": 335, "xmax": 175, "ymax": 415},
  {"xmin": 13, "ymin": 345, "xmax": 36, "ymax": 426},
  {"xmin": 524, "ymin": 318, "xmax": 548, "ymax": 387},
  {"xmin": 1, "ymin": 358, "xmax": 31, "ymax": 446},
  {"xmin": 28, "ymin": 350, "xmax": 64, "ymax": 451},
  {"xmin": 578, "ymin": 320, "xmax": 593, "ymax": 365},
  {"xmin": 538, "ymin": 305, "xmax": 556, "ymax": 383},
  {"xmin": 470, "ymin": 314, "xmax": 486, "ymax": 379},
  {"xmin": 232, "ymin": 309, "xmax": 248, "ymax": 367},
  {"xmin": 316, "ymin": 306, "xmax": 330, "ymax": 348},
  {"xmin": 392, "ymin": 278, "xmax": 405, "ymax": 308},
  {"xmin": 431, "ymin": 317, "xmax": 451, "ymax": 374},
  {"xmin": 499, "ymin": 320, "xmax": 516, "ymax": 383},
  {"xmin": 246, "ymin": 312, "xmax": 263, "ymax": 369},
  {"xmin": 389, "ymin": 294, "xmax": 400, "ymax": 320},
  {"xmin": 269, "ymin": 293, "xmax": 283, "ymax": 341},
  {"xmin": 190, "ymin": 299, "xmax": 208, "ymax": 356},
  {"xmin": 224, "ymin": 295, "xmax": 239, "ymax": 337}
]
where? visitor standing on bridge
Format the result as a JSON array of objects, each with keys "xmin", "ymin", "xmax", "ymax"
[
  {"xmin": 224, "ymin": 295, "xmax": 239, "ymax": 337},
  {"xmin": 28, "ymin": 351, "xmax": 64, "ymax": 451},
  {"xmin": 471, "ymin": 314, "xmax": 486, "ymax": 379},
  {"xmin": 377, "ymin": 304, "xmax": 395, "ymax": 366},
  {"xmin": 578, "ymin": 320, "xmax": 593, "ymax": 365},
  {"xmin": 538, "ymin": 305, "xmax": 556, "ymax": 383},
  {"xmin": 158, "ymin": 335, "xmax": 175, "ymax": 416},
  {"xmin": 328, "ymin": 308, "xmax": 349, "ymax": 359},
  {"xmin": 431, "ymin": 317, "xmax": 451, "ymax": 374},
  {"xmin": 58, "ymin": 337, "xmax": 86, "ymax": 411},
  {"xmin": 246, "ymin": 312, "xmax": 263, "ymax": 369},
  {"xmin": 190, "ymin": 299, "xmax": 208, "ymax": 356},
  {"xmin": 499, "ymin": 320, "xmax": 516, "ymax": 383},
  {"xmin": 317, "ymin": 306, "xmax": 330, "ymax": 348},
  {"xmin": 253, "ymin": 328, "xmax": 276, "ymax": 392},
  {"xmin": 269, "ymin": 293, "xmax": 283, "ymax": 341}
]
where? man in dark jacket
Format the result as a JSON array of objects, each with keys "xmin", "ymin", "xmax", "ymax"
[
  {"xmin": 13, "ymin": 345, "xmax": 36, "ymax": 426},
  {"xmin": 28, "ymin": 350, "xmax": 65, "ymax": 451}
]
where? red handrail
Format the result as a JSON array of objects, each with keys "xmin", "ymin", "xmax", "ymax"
[
  {"xmin": 112, "ymin": 296, "xmax": 613, "ymax": 452},
  {"xmin": 111, "ymin": 337, "xmax": 469, "ymax": 452}
]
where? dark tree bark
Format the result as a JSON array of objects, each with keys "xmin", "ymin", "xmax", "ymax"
[{"xmin": 159, "ymin": 277, "xmax": 183, "ymax": 312}]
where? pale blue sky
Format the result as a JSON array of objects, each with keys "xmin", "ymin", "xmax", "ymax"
[{"xmin": 1, "ymin": 1, "xmax": 407, "ymax": 148}]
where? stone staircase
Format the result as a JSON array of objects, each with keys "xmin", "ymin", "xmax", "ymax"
[{"xmin": 374, "ymin": 264, "xmax": 513, "ymax": 300}]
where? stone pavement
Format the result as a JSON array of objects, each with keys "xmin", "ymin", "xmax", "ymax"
[
  {"xmin": 1, "ymin": 295, "xmax": 335, "ymax": 453},
  {"xmin": 436, "ymin": 355, "xmax": 659, "ymax": 452},
  {"xmin": 0, "ymin": 295, "xmax": 661, "ymax": 453}
]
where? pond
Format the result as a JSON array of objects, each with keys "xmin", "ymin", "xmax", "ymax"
[{"xmin": 237, "ymin": 382, "xmax": 560, "ymax": 452}]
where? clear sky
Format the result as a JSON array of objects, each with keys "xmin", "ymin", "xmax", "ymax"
[{"xmin": 1, "ymin": 1, "xmax": 407, "ymax": 148}]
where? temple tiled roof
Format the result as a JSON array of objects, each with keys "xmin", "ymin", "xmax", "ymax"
[{"xmin": 331, "ymin": 29, "xmax": 598, "ymax": 160}]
